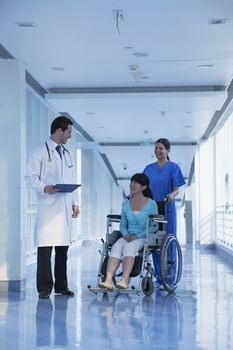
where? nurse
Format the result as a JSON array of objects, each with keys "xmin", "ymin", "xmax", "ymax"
[
  {"xmin": 143, "ymin": 138, "xmax": 185, "ymax": 285},
  {"xmin": 25, "ymin": 116, "xmax": 80, "ymax": 299}
]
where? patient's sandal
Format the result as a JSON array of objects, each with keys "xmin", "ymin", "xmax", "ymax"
[
  {"xmin": 98, "ymin": 281, "xmax": 113, "ymax": 290},
  {"xmin": 116, "ymin": 280, "xmax": 128, "ymax": 289}
]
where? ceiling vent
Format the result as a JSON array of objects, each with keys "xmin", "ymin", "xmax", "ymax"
[
  {"xmin": 16, "ymin": 22, "xmax": 36, "ymax": 27},
  {"xmin": 51, "ymin": 67, "xmax": 65, "ymax": 71},
  {"xmin": 132, "ymin": 52, "xmax": 149, "ymax": 57},
  {"xmin": 208, "ymin": 18, "xmax": 228, "ymax": 25}
]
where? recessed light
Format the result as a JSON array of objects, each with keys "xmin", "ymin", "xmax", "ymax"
[
  {"xmin": 132, "ymin": 52, "xmax": 149, "ymax": 57},
  {"xmin": 129, "ymin": 64, "xmax": 138, "ymax": 71},
  {"xmin": 197, "ymin": 64, "xmax": 213, "ymax": 69},
  {"xmin": 97, "ymin": 126, "xmax": 105, "ymax": 129},
  {"xmin": 85, "ymin": 112, "xmax": 96, "ymax": 115},
  {"xmin": 124, "ymin": 46, "xmax": 133, "ymax": 49},
  {"xmin": 160, "ymin": 111, "xmax": 166, "ymax": 117},
  {"xmin": 141, "ymin": 76, "xmax": 149, "ymax": 80},
  {"xmin": 208, "ymin": 18, "xmax": 228, "ymax": 25},
  {"xmin": 51, "ymin": 67, "xmax": 65, "ymax": 71},
  {"xmin": 184, "ymin": 125, "xmax": 192, "ymax": 128},
  {"xmin": 16, "ymin": 21, "xmax": 36, "ymax": 27}
]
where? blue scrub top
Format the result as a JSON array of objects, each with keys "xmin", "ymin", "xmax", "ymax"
[{"xmin": 143, "ymin": 161, "xmax": 185, "ymax": 234}]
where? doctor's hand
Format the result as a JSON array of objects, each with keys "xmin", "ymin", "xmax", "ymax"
[
  {"xmin": 72, "ymin": 205, "xmax": 80, "ymax": 218},
  {"xmin": 44, "ymin": 185, "xmax": 60, "ymax": 194}
]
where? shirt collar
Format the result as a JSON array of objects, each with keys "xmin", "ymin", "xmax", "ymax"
[{"xmin": 47, "ymin": 137, "xmax": 60, "ymax": 150}]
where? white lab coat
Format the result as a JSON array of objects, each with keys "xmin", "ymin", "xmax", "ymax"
[{"xmin": 25, "ymin": 138, "xmax": 79, "ymax": 247}]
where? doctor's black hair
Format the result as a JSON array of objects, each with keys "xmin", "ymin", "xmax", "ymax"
[
  {"xmin": 51, "ymin": 116, "xmax": 73, "ymax": 134},
  {"xmin": 155, "ymin": 138, "xmax": 170, "ymax": 160},
  {"xmin": 130, "ymin": 173, "xmax": 153, "ymax": 199}
]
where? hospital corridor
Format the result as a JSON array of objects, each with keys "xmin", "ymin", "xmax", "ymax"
[{"xmin": 1, "ymin": 1, "xmax": 233, "ymax": 349}]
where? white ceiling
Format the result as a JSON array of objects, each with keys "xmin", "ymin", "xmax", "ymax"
[{"xmin": 1, "ymin": 0, "xmax": 233, "ymax": 196}]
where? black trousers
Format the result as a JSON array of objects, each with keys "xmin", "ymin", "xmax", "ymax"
[{"xmin": 37, "ymin": 246, "xmax": 69, "ymax": 294}]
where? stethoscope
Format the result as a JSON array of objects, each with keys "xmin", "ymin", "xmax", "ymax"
[{"xmin": 45, "ymin": 142, "xmax": 73, "ymax": 168}]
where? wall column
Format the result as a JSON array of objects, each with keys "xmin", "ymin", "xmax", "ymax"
[{"xmin": 0, "ymin": 59, "xmax": 27, "ymax": 291}]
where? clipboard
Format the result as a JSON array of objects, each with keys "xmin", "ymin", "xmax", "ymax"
[{"xmin": 53, "ymin": 184, "xmax": 81, "ymax": 193}]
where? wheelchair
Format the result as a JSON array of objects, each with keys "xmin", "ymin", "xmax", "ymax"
[{"xmin": 88, "ymin": 201, "xmax": 182, "ymax": 295}]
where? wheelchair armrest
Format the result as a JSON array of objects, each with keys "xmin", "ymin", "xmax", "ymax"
[
  {"xmin": 107, "ymin": 214, "xmax": 121, "ymax": 220},
  {"xmin": 149, "ymin": 214, "xmax": 167, "ymax": 223},
  {"xmin": 149, "ymin": 214, "xmax": 164, "ymax": 219},
  {"xmin": 108, "ymin": 230, "xmax": 122, "ymax": 246}
]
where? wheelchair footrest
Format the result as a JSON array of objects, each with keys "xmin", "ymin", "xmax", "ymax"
[{"xmin": 88, "ymin": 286, "xmax": 140, "ymax": 295}]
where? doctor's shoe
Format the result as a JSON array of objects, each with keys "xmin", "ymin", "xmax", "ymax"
[
  {"xmin": 39, "ymin": 292, "xmax": 50, "ymax": 299},
  {"xmin": 55, "ymin": 288, "xmax": 74, "ymax": 297}
]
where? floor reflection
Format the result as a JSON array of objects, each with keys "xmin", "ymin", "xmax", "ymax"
[
  {"xmin": 36, "ymin": 296, "xmax": 69, "ymax": 348},
  {"xmin": 88, "ymin": 290, "xmax": 183, "ymax": 348},
  {"xmin": 1, "ymin": 246, "xmax": 233, "ymax": 349}
]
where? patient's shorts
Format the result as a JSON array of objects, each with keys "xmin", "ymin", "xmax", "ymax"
[{"xmin": 110, "ymin": 237, "xmax": 146, "ymax": 259}]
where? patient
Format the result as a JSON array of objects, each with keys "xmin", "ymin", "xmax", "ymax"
[{"xmin": 99, "ymin": 173, "xmax": 158, "ymax": 290}]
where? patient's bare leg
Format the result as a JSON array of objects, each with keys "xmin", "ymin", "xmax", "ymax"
[
  {"xmin": 105, "ymin": 257, "xmax": 121, "ymax": 283},
  {"xmin": 121, "ymin": 256, "xmax": 135, "ymax": 284}
]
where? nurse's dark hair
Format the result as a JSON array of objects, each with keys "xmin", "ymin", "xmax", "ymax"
[
  {"xmin": 155, "ymin": 138, "xmax": 170, "ymax": 160},
  {"xmin": 130, "ymin": 173, "xmax": 153, "ymax": 199},
  {"xmin": 51, "ymin": 116, "xmax": 73, "ymax": 134}
]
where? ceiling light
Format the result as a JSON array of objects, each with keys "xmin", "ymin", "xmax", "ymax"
[
  {"xmin": 132, "ymin": 52, "xmax": 149, "ymax": 57},
  {"xmin": 85, "ymin": 112, "xmax": 96, "ymax": 115},
  {"xmin": 141, "ymin": 76, "xmax": 149, "ymax": 80},
  {"xmin": 51, "ymin": 67, "xmax": 65, "ymax": 71},
  {"xmin": 184, "ymin": 125, "xmax": 192, "ymax": 128},
  {"xmin": 208, "ymin": 18, "xmax": 228, "ymax": 25},
  {"xmin": 197, "ymin": 64, "xmax": 213, "ymax": 69},
  {"xmin": 129, "ymin": 64, "xmax": 138, "ymax": 71},
  {"xmin": 160, "ymin": 111, "xmax": 166, "ymax": 117},
  {"xmin": 124, "ymin": 46, "xmax": 133, "ymax": 50},
  {"xmin": 97, "ymin": 126, "xmax": 105, "ymax": 129},
  {"xmin": 16, "ymin": 21, "xmax": 36, "ymax": 27}
]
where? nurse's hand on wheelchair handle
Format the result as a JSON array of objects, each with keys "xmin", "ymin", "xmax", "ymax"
[{"xmin": 164, "ymin": 194, "xmax": 173, "ymax": 202}]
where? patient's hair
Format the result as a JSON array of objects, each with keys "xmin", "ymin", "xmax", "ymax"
[{"xmin": 130, "ymin": 173, "xmax": 153, "ymax": 199}]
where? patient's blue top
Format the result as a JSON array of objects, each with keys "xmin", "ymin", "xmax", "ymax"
[
  {"xmin": 120, "ymin": 198, "xmax": 158, "ymax": 238},
  {"xmin": 143, "ymin": 161, "xmax": 185, "ymax": 234}
]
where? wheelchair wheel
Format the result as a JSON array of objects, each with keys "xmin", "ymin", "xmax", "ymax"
[
  {"xmin": 141, "ymin": 277, "xmax": 154, "ymax": 296},
  {"xmin": 160, "ymin": 234, "xmax": 182, "ymax": 293}
]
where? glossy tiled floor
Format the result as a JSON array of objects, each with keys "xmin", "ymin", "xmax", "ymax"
[{"xmin": 1, "ymin": 242, "xmax": 233, "ymax": 349}]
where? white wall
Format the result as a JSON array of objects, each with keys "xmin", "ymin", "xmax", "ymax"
[
  {"xmin": 193, "ymin": 109, "xmax": 233, "ymax": 250},
  {"xmin": 80, "ymin": 149, "xmax": 123, "ymax": 241},
  {"xmin": 215, "ymin": 112, "xmax": 233, "ymax": 251}
]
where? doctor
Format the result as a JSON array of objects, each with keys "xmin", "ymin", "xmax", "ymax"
[{"xmin": 25, "ymin": 116, "xmax": 80, "ymax": 299}]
